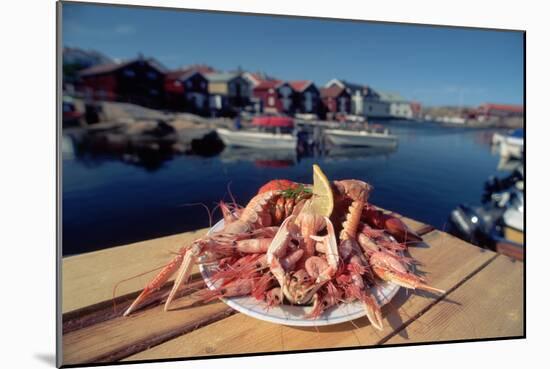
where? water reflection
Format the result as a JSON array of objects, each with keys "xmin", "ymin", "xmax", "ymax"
[
  {"xmin": 63, "ymin": 122, "xmax": 509, "ymax": 255},
  {"xmin": 66, "ymin": 129, "xmax": 401, "ymax": 171},
  {"xmin": 322, "ymin": 145, "xmax": 397, "ymax": 162},
  {"xmin": 220, "ymin": 147, "xmax": 298, "ymax": 167},
  {"xmin": 63, "ymin": 128, "xmax": 224, "ymax": 171}
]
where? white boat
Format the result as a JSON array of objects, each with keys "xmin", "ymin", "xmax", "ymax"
[
  {"xmin": 324, "ymin": 128, "xmax": 398, "ymax": 148},
  {"xmin": 499, "ymin": 139, "xmax": 523, "ymax": 159},
  {"xmin": 62, "ymin": 135, "xmax": 75, "ymax": 159},
  {"xmin": 216, "ymin": 128, "xmax": 297, "ymax": 150},
  {"xmin": 492, "ymin": 129, "xmax": 524, "ymax": 159},
  {"xmin": 497, "ymin": 156, "xmax": 523, "ymax": 172}
]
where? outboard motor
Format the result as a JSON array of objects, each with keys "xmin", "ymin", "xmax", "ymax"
[{"xmin": 448, "ymin": 204, "xmax": 505, "ymax": 248}]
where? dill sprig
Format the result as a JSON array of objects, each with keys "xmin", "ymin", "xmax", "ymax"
[{"xmin": 281, "ymin": 184, "xmax": 312, "ymax": 199}]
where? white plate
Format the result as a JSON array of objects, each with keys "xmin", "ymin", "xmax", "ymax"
[{"xmin": 199, "ymin": 219, "xmax": 400, "ymax": 327}]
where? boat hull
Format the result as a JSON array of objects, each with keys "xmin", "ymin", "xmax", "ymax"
[
  {"xmin": 499, "ymin": 138, "xmax": 523, "ymax": 159},
  {"xmin": 216, "ymin": 128, "xmax": 297, "ymax": 150},
  {"xmin": 324, "ymin": 129, "xmax": 398, "ymax": 148}
]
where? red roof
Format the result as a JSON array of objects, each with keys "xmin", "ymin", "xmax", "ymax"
[
  {"xmin": 252, "ymin": 116, "xmax": 294, "ymax": 128},
  {"xmin": 320, "ymin": 85, "xmax": 345, "ymax": 98},
  {"xmin": 254, "ymin": 80, "xmax": 282, "ymax": 90},
  {"xmin": 480, "ymin": 103, "xmax": 524, "ymax": 113},
  {"xmin": 289, "ymin": 80, "xmax": 312, "ymax": 92},
  {"xmin": 245, "ymin": 72, "xmax": 280, "ymax": 85},
  {"xmin": 246, "ymin": 72, "xmax": 264, "ymax": 84}
]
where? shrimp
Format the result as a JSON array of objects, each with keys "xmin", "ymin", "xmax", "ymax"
[
  {"xmin": 267, "ymin": 214, "xmax": 339, "ymax": 305},
  {"xmin": 124, "ymin": 190, "xmax": 286, "ymax": 316}
]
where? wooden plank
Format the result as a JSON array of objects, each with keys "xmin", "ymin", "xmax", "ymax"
[
  {"xmin": 496, "ymin": 241, "xmax": 524, "ymax": 261},
  {"xmin": 385, "ymin": 255, "xmax": 524, "ymax": 344},
  {"xmin": 62, "ymin": 288, "xmax": 233, "ymax": 365},
  {"xmin": 400, "ymin": 215, "xmax": 434, "ymax": 236},
  {"xmin": 124, "ymin": 230, "xmax": 496, "ymax": 361},
  {"xmin": 373, "ymin": 206, "xmax": 433, "ymax": 236},
  {"xmin": 62, "ymin": 228, "xmax": 208, "ymax": 313}
]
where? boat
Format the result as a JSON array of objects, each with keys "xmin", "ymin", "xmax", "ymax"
[
  {"xmin": 448, "ymin": 165, "xmax": 524, "ymax": 258},
  {"xmin": 497, "ymin": 155, "xmax": 523, "ymax": 172},
  {"xmin": 324, "ymin": 126, "xmax": 398, "ymax": 148},
  {"xmin": 492, "ymin": 128, "xmax": 524, "ymax": 159},
  {"xmin": 216, "ymin": 115, "xmax": 297, "ymax": 150}
]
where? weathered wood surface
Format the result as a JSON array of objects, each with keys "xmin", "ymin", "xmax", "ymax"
[
  {"xmin": 385, "ymin": 255, "xmax": 524, "ymax": 343},
  {"xmin": 62, "ymin": 228, "xmax": 208, "ymax": 313},
  {"xmin": 61, "ymin": 213, "xmax": 523, "ymax": 366},
  {"xmin": 496, "ymin": 241, "xmax": 524, "ymax": 261}
]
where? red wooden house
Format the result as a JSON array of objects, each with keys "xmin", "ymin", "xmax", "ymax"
[
  {"xmin": 78, "ymin": 57, "xmax": 165, "ymax": 109},
  {"xmin": 410, "ymin": 101, "xmax": 422, "ymax": 119},
  {"xmin": 320, "ymin": 85, "xmax": 351, "ymax": 119},
  {"xmin": 251, "ymin": 79, "xmax": 295, "ymax": 115},
  {"xmin": 164, "ymin": 69, "xmax": 209, "ymax": 115},
  {"xmin": 252, "ymin": 80, "xmax": 282, "ymax": 113}
]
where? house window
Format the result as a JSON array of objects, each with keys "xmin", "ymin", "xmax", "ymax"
[
  {"xmin": 124, "ymin": 69, "xmax": 135, "ymax": 77},
  {"xmin": 268, "ymin": 97, "xmax": 275, "ymax": 106},
  {"xmin": 174, "ymin": 80, "xmax": 181, "ymax": 87},
  {"xmin": 147, "ymin": 71, "xmax": 157, "ymax": 80},
  {"xmin": 150, "ymin": 89, "xmax": 159, "ymax": 96},
  {"xmin": 201, "ymin": 82, "xmax": 206, "ymax": 89},
  {"xmin": 195, "ymin": 94, "xmax": 205, "ymax": 108},
  {"xmin": 210, "ymin": 95, "xmax": 222, "ymax": 109},
  {"xmin": 339, "ymin": 97, "xmax": 347, "ymax": 113},
  {"xmin": 304, "ymin": 92, "xmax": 313, "ymax": 112},
  {"xmin": 186, "ymin": 80, "xmax": 192, "ymax": 88}
]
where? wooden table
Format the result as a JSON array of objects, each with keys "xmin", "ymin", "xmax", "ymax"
[{"xmin": 60, "ymin": 214, "xmax": 524, "ymax": 367}]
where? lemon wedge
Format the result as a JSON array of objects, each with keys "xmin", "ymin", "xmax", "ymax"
[{"xmin": 310, "ymin": 164, "xmax": 334, "ymax": 216}]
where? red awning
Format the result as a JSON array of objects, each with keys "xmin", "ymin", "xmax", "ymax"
[{"xmin": 252, "ymin": 116, "xmax": 294, "ymax": 128}]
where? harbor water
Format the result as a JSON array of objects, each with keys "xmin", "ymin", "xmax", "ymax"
[{"xmin": 62, "ymin": 121, "xmax": 507, "ymax": 256}]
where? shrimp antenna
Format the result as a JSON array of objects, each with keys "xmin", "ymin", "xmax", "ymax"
[
  {"xmin": 112, "ymin": 263, "xmax": 171, "ymax": 313},
  {"xmin": 177, "ymin": 202, "xmax": 213, "ymax": 228},
  {"xmin": 226, "ymin": 181, "xmax": 240, "ymax": 208}
]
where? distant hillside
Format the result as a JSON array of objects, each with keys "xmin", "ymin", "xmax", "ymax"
[{"xmin": 63, "ymin": 47, "xmax": 113, "ymax": 83}]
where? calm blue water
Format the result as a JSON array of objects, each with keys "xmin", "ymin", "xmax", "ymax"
[{"xmin": 62, "ymin": 121, "xmax": 505, "ymax": 256}]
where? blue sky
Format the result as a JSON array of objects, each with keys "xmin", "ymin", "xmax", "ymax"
[{"xmin": 62, "ymin": 3, "xmax": 524, "ymax": 107}]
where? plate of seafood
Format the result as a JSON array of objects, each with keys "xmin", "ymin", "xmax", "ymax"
[
  {"xmin": 124, "ymin": 165, "xmax": 444, "ymax": 330},
  {"xmin": 199, "ymin": 218, "xmax": 401, "ymax": 327}
]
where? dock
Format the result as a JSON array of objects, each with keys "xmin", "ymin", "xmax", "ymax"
[{"xmin": 60, "ymin": 212, "xmax": 524, "ymax": 366}]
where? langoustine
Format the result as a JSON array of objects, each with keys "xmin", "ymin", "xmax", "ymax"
[{"xmin": 123, "ymin": 185, "xmax": 309, "ymax": 316}]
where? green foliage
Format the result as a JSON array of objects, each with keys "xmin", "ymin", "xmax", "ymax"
[{"xmin": 281, "ymin": 184, "xmax": 312, "ymax": 199}]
